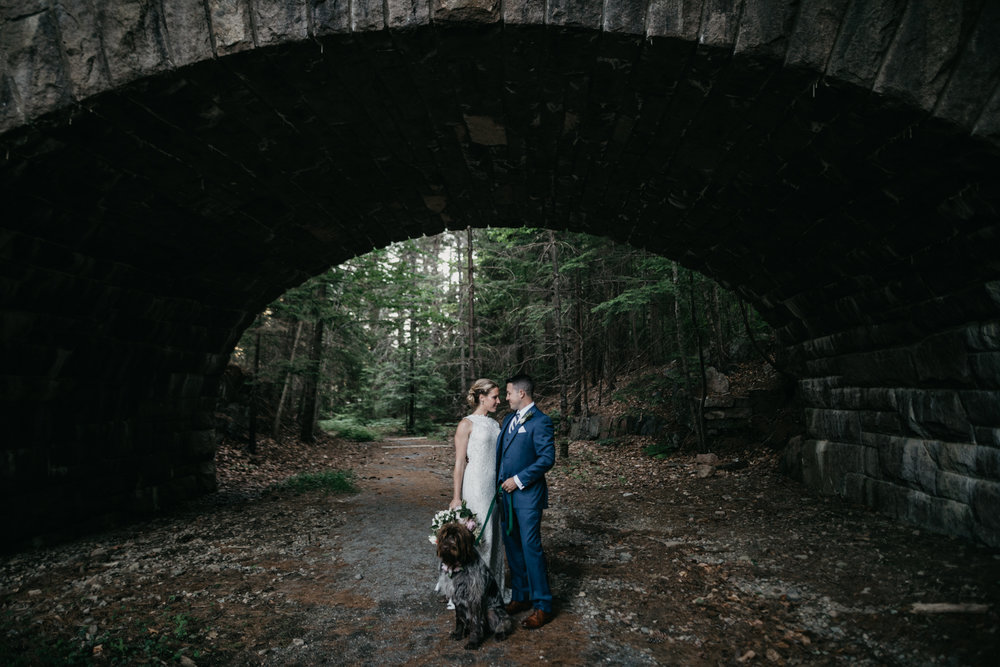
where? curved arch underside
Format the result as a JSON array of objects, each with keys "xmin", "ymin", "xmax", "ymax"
[{"xmin": 2, "ymin": 7, "xmax": 1000, "ymax": 549}]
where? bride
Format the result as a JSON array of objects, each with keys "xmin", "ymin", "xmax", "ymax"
[{"xmin": 449, "ymin": 378, "xmax": 504, "ymax": 594}]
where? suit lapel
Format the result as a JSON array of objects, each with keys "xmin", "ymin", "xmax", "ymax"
[{"xmin": 500, "ymin": 413, "xmax": 517, "ymax": 457}]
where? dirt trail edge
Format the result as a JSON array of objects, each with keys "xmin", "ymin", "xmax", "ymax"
[{"xmin": 2, "ymin": 436, "xmax": 999, "ymax": 666}]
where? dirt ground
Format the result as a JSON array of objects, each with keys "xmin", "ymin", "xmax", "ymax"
[{"xmin": 2, "ymin": 431, "xmax": 999, "ymax": 666}]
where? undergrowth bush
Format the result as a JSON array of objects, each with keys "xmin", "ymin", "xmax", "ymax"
[
  {"xmin": 271, "ymin": 470, "xmax": 357, "ymax": 494},
  {"xmin": 318, "ymin": 417, "xmax": 377, "ymax": 441},
  {"xmin": 644, "ymin": 441, "xmax": 679, "ymax": 459}
]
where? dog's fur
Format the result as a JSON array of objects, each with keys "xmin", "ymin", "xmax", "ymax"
[{"xmin": 435, "ymin": 522, "xmax": 513, "ymax": 649}]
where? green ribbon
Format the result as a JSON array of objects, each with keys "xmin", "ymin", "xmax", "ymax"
[{"xmin": 474, "ymin": 485, "xmax": 506, "ymax": 546}]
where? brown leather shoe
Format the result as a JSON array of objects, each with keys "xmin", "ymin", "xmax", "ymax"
[
  {"xmin": 505, "ymin": 600, "xmax": 532, "ymax": 615},
  {"xmin": 521, "ymin": 609, "xmax": 553, "ymax": 629}
]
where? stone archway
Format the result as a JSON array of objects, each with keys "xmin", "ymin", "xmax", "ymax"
[{"xmin": 2, "ymin": 1, "xmax": 999, "ymax": 549}]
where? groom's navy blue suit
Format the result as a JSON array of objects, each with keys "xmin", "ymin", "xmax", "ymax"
[{"xmin": 496, "ymin": 405, "xmax": 554, "ymax": 613}]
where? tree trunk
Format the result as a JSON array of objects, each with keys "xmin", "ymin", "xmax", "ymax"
[
  {"xmin": 456, "ymin": 230, "xmax": 468, "ymax": 395},
  {"xmin": 249, "ymin": 328, "xmax": 261, "ymax": 454},
  {"xmin": 466, "ymin": 226, "xmax": 477, "ymax": 383},
  {"xmin": 708, "ymin": 283, "xmax": 726, "ymax": 368},
  {"xmin": 689, "ymin": 270, "xmax": 708, "ymax": 453},
  {"xmin": 299, "ymin": 282, "xmax": 326, "ymax": 443},
  {"xmin": 548, "ymin": 230, "xmax": 570, "ymax": 458},
  {"xmin": 273, "ymin": 320, "xmax": 304, "ymax": 440},
  {"xmin": 673, "ymin": 262, "xmax": 699, "ymax": 441},
  {"xmin": 576, "ymin": 274, "xmax": 590, "ymax": 419}
]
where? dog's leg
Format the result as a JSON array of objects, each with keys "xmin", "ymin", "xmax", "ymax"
[
  {"xmin": 451, "ymin": 603, "xmax": 468, "ymax": 640},
  {"xmin": 464, "ymin": 599, "xmax": 484, "ymax": 650},
  {"xmin": 488, "ymin": 608, "xmax": 512, "ymax": 641}
]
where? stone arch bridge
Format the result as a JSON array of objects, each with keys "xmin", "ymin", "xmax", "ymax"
[{"xmin": 2, "ymin": 0, "xmax": 999, "ymax": 550}]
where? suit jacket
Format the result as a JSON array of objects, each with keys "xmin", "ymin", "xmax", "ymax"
[{"xmin": 496, "ymin": 406, "xmax": 555, "ymax": 509}]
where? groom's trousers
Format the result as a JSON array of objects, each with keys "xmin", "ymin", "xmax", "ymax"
[{"xmin": 502, "ymin": 502, "xmax": 552, "ymax": 613}]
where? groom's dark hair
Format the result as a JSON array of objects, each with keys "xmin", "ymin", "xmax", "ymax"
[{"xmin": 506, "ymin": 374, "xmax": 534, "ymax": 397}]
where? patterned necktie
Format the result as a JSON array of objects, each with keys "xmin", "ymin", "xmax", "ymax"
[{"xmin": 508, "ymin": 414, "xmax": 519, "ymax": 433}]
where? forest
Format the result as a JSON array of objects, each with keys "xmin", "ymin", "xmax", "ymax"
[{"xmin": 223, "ymin": 228, "xmax": 774, "ymax": 449}]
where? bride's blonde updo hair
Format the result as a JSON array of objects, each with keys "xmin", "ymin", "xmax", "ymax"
[{"xmin": 466, "ymin": 378, "xmax": 498, "ymax": 408}]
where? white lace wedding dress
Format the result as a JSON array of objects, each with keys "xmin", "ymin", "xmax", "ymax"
[{"xmin": 462, "ymin": 414, "xmax": 504, "ymax": 593}]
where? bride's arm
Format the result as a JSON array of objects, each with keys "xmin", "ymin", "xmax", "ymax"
[{"xmin": 450, "ymin": 419, "xmax": 471, "ymax": 509}]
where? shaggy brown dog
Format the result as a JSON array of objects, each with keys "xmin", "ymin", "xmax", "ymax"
[{"xmin": 435, "ymin": 522, "xmax": 513, "ymax": 649}]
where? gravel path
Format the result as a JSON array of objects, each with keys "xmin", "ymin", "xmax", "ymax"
[{"xmin": 2, "ymin": 435, "xmax": 999, "ymax": 666}]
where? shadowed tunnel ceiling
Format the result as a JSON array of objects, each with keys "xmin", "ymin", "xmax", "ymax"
[{"xmin": 2, "ymin": 1, "xmax": 1000, "ymax": 550}]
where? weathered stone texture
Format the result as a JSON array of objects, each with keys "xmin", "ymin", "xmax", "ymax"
[
  {"xmin": 734, "ymin": 0, "xmax": 796, "ymax": 59},
  {"xmin": 253, "ymin": 0, "xmax": 310, "ymax": 44},
  {"xmin": 547, "ymin": 0, "xmax": 602, "ymax": 29},
  {"xmin": 783, "ymin": 0, "xmax": 849, "ymax": 69},
  {"xmin": 311, "ymin": 0, "xmax": 352, "ymax": 35},
  {"xmin": 351, "ymin": 0, "xmax": 386, "ymax": 32},
  {"xmin": 2, "ymin": 5, "xmax": 71, "ymax": 119},
  {"xmin": 2, "ymin": 0, "xmax": 1000, "ymax": 550},
  {"xmin": 433, "ymin": 0, "xmax": 498, "ymax": 24},
  {"xmin": 874, "ymin": 1, "xmax": 965, "ymax": 111},
  {"xmin": 826, "ymin": 0, "xmax": 906, "ymax": 87},
  {"xmin": 209, "ymin": 0, "xmax": 257, "ymax": 53},
  {"xmin": 645, "ymin": 0, "xmax": 702, "ymax": 39}
]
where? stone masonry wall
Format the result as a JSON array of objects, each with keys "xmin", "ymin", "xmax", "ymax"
[
  {"xmin": 2, "ymin": 1, "xmax": 1000, "ymax": 550},
  {"xmin": 784, "ymin": 314, "xmax": 1000, "ymax": 547}
]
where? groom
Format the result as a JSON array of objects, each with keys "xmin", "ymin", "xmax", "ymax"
[{"xmin": 496, "ymin": 374, "xmax": 555, "ymax": 629}]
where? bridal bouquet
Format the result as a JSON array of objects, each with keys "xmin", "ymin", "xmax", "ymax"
[{"xmin": 429, "ymin": 501, "xmax": 480, "ymax": 544}]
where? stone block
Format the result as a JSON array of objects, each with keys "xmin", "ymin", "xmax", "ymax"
[
  {"xmin": 796, "ymin": 439, "xmax": 863, "ymax": 495},
  {"xmin": 785, "ymin": 0, "xmax": 850, "ymax": 69},
  {"xmin": 901, "ymin": 488, "xmax": 975, "ymax": 542},
  {"xmin": 805, "ymin": 408, "xmax": 860, "ymax": 442},
  {"xmin": 698, "ymin": 0, "xmax": 741, "ymax": 47},
  {"xmin": 936, "ymin": 442, "xmax": 1000, "ymax": 478},
  {"xmin": 839, "ymin": 348, "xmax": 918, "ymax": 387},
  {"xmin": 253, "ymin": 0, "xmax": 310, "ymax": 44},
  {"xmin": 934, "ymin": 3, "xmax": 1000, "ymax": 128},
  {"xmin": 974, "ymin": 427, "xmax": 1000, "ymax": 447},
  {"xmin": 209, "ymin": 0, "xmax": 256, "ymax": 54},
  {"xmin": 734, "ymin": 0, "xmax": 796, "ymax": 59},
  {"xmin": 637, "ymin": 415, "xmax": 663, "ymax": 436},
  {"xmin": 936, "ymin": 470, "xmax": 976, "ymax": 505},
  {"xmin": 1, "ymin": 6, "xmax": 70, "ymax": 121},
  {"xmin": 312, "ymin": 0, "xmax": 352, "ymax": 34},
  {"xmin": 895, "ymin": 389, "xmax": 974, "ymax": 441},
  {"xmin": 859, "ymin": 409, "xmax": 901, "ymax": 435},
  {"xmin": 971, "ymin": 479, "xmax": 1000, "ymax": 545},
  {"xmin": 966, "ymin": 321, "xmax": 1000, "ymax": 351},
  {"xmin": 163, "ymin": 0, "xmax": 214, "ymax": 65},
  {"xmin": 842, "ymin": 471, "xmax": 870, "ymax": 506},
  {"xmin": 704, "ymin": 394, "xmax": 735, "ymax": 409},
  {"xmin": 861, "ymin": 446, "xmax": 880, "ymax": 478},
  {"xmin": 912, "ymin": 329, "xmax": 972, "ymax": 385},
  {"xmin": 603, "ymin": 0, "xmax": 645, "ymax": 34},
  {"xmin": 797, "ymin": 377, "xmax": 837, "ymax": 408},
  {"xmin": 100, "ymin": 0, "xmax": 173, "ymax": 83},
  {"xmin": 874, "ymin": 1, "xmax": 962, "ymax": 112},
  {"xmin": 970, "ymin": 353, "xmax": 1000, "ymax": 388},
  {"xmin": 432, "ymin": 0, "xmax": 497, "ymax": 24},
  {"xmin": 546, "ymin": 0, "xmax": 602, "ymax": 29},
  {"xmin": 644, "ymin": 0, "xmax": 701, "ymax": 40},
  {"xmin": 826, "ymin": 0, "xmax": 906, "ymax": 87},
  {"xmin": 502, "ymin": 0, "xmax": 545, "ymax": 25}
]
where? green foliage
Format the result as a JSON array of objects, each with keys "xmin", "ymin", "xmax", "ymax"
[
  {"xmin": 0, "ymin": 607, "xmax": 206, "ymax": 666},
  {"xmin": 644, "ymin": 441, "xmax": 679, "ymax": 459},
  {"xmin": 230, "ymin": 227, "xmax": 775, "ymax": 434},
  {"xmin": 318, "ymin": 417, "xmax": 377, "ymax": 441},
  {"xmin": 270, "ymin": 470, "xmax": 357, "ymax": 494},
  {"xmin": 612, "ymin": 370, "xmax": 685, "ymax": 406}
]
